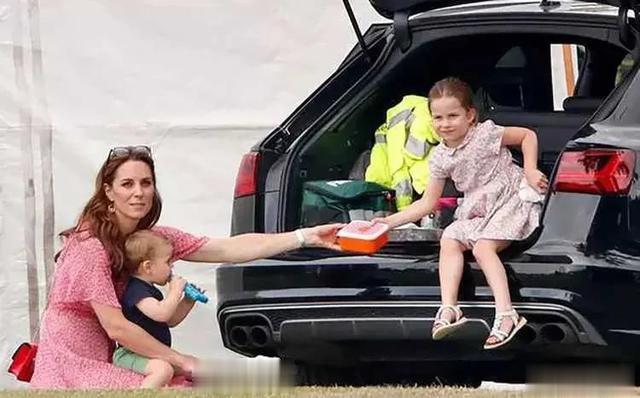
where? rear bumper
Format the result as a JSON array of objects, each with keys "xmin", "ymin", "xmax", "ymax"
[
  {"xmin": 218, "ymin": 300, "xmax": 607, "ymax": 362},
  {"xmin": 216, "ymin": 256, "xmax": 640, "ymax": 364},
  {"xmin": 220, "ymin": 300, "xmax": 603, "ymax": 343}
]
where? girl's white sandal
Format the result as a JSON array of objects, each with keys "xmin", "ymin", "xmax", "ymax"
[
  {"xmin": 432, "ymin": 305, "xmax": 469, "ymax": 340},
  {"xmin": 483, "ymin": 309, "xmax": 527, "ymax": 350}
]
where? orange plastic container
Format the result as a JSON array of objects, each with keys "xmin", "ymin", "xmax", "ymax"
[{"xmin": 337, "ymin": 220, "xmax": 389, "ymax": 254}]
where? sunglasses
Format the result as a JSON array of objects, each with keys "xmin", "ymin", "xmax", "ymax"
[{"xmin": 107, "ymin": 145, "xmax": 152, "ymax": 160}]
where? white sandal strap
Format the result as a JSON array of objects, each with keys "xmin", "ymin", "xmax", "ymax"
[
  {"xmin": 490, "ymin": 329, "xmax": 509, "ymax": 340},
  {"xmin": 436, "ymin": 305, "xmax": 462, "ymax": 321},
  {"xmin": 496, "ymin": 309, "xmax": 518, "ymax": 318},
  {"xmin": 489, "ymin": 309, "xmax": 520, "ymax": 341},
  {"xmin": 433, "ymin": 319, "xmax": 450, "ymax": 327},
  {"xmin": 494, "ymin": 310, "xmax": 519, "ymax": 325},
  {"xmin": 433, "ymin": 305, "xmax": 464, "ymax": 332}
]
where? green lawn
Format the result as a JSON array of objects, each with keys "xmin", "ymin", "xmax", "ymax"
[
  {"xmin": 0, "ymin": 387, "xmax": 525, "ymax": 398},
  {"xmin": 2, "ymin": 385, "xmax": 637, "ymax": 398}
]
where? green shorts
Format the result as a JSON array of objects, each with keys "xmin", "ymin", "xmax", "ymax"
[{"xmin": 112, "ymin": 346, "xmax": 149, "ymax": 374}]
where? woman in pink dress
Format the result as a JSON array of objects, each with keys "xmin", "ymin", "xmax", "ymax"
[{"xmin": 30, "ymin": 146, "xmax": 342, "ymax": 389}]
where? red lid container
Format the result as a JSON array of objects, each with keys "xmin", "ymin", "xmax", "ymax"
[{"xmin": 337, "ymin": 220, "xmax": 389, "ymax": 254}]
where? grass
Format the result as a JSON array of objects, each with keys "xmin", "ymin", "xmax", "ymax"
[
  {"xmin": 0, "ymin": 387, "xmax": 526, "ymax": 398},
  {"xmin": 2, "ymin": 385, "xmax": 639, "ymax": 398}
]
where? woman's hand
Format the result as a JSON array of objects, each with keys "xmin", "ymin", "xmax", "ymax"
[
  {"xmin": 300, "ymin": 223, "xmax": 344, "ymax": 251},
  {"xmin": 525, "ymin": 168, "xmax": 548, "ymax": 193}
]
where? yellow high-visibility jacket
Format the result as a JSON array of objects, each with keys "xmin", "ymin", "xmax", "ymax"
[{"xmin": 365, "ymin": 95, "xmax": 440, "ymax": 210}]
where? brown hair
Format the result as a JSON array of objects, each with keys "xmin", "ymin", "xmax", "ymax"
[
  {"xmin": 61, "ymin": 150, "xmax": 162, "ymax": 277},
  {"xmin": 428, "ymin": 77, "xmax": 476, "ymax": 117},
  {"xmin": 124, "ymin": 230, "xmax": 172, "ymax": 274}
]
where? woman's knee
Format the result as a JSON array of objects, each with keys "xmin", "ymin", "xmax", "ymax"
[{"xmin": 146, "ymin": 359, "xmax": 174, "ymax": 382}]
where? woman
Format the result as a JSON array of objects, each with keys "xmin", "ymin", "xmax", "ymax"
[{"xmin": 31, "ymin": 145, "xmax": 342, "ymax": 388}]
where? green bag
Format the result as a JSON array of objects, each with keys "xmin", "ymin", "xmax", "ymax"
[{"xmin": 300, "ymin": 180, "xmax": 396, "ymax": 227}]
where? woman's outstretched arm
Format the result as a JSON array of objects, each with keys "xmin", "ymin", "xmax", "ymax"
[{"xmin": 184, "ymin": 223, "xmax": 343, "ymax": 264}]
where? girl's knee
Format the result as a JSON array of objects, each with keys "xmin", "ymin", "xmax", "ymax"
[
  {"xmin": 472, "ymin": 240, "xmax": 499, "ymax": 260},
  {"xmin": 440, "ymin": 238, "xmax": 464, "ymax": 253},
  {"xmin": 146, "ymin": 359, "xmax": 174, "ymax": 382},
  {"xmin": 472, "ymin": 244, "xmax": 487, "ymax": 259},
  {"xmin": 472, "ymin": 239, "xmax": 510, "ymax": 260}
]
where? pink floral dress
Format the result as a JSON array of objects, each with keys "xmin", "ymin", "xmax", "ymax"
[
  {"xmin": 30, "ymin": 226, "xmax": 208, "ymax": 389},
  {"xmin": 428, "ymin": 120, "xmax": 541, "ymax": 249}
]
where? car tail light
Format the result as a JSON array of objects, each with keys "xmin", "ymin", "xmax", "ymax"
[
  {"xmin": 234, "ymin": 152, "xmax": 260, "ymax": 198},
  {"xmin": 554, "ymin": 149, "xmax": 636, "ymax": 195}
]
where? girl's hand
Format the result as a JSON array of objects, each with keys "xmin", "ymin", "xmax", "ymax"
[
  {"xmin": 301, "ymin": 223, "xmax": 345, "ymax": 251},
  {"xmin": 371, "ymin": 217, "xmax": 388, "ymax": 225},
  {"xmin": 525, "ymin": 168, "xmax": 548, "ymax": 193}
]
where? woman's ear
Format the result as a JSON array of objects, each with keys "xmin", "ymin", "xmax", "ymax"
[{"xmin": 104, "ymin": 183, "xmax": 114, "ymax": 202}]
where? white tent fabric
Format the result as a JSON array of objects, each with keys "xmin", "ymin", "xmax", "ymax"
[{"xmin": 0, "ymin": 0, "xmax": 382, "ymax": 388}]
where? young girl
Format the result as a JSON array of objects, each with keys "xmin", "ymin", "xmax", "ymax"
[{"xmin": 374, "ymin": 77, "xmax": 547, "ymax": 349}]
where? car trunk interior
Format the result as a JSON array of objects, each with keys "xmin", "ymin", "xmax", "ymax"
[{"xmin": 286, "ymin": 30, "xmax": 630, "ymax": 252}]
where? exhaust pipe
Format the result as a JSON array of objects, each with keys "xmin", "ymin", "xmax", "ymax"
[
  {"xmin": 517, "ymin": 323, "xmax": 538, "ymax": 345},
  {"xmin": 248, "ymin": 325, "xmax": 272, "ymax": 348},
  {"xmin": 540, "ymin": 323, "xmax": 574, "ymax": 343},
  {"xmin": 229, "ymin": 326, "xmax": 250, "ymax": 348}
]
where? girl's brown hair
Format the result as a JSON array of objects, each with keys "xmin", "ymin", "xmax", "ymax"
[
  {"xmin": 428, "ymin": 77, "xmax": 476, "ymax": 115},
  {"xmin": 61, "ymin": 150, "xmax": 162, "ymax": 277}
]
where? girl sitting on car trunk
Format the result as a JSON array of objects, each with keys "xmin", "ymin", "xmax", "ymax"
[{"xmin": 373, "ymin": 77, "xmax": 547, "ymax": 349}]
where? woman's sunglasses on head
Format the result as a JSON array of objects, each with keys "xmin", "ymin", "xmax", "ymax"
[{"xmin": 108, "ymin": 145, "xmax": 152, "ymax": 160}]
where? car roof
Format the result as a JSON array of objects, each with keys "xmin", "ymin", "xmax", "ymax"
[{"xmin": 415, "ymin": 0, "xmax": 619, "ymax": 18}]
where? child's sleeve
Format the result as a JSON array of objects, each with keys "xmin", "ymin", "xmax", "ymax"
[
  {"xmin": 479, "ymin": 119, "xmax": 505, "ymax": 155},
  {"xmin": 122, "ymin": 284, "xmax": 156, "ymax": 312},
  {"xmin": 428, "ymin": 150, "xmax": 448, "ymax": 180}
]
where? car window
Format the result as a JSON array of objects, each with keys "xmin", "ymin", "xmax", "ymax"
[
  {"xmin": 550, "ymin": 44, "xmax": 586, "ymax": 110},
  {"xmin": 477, "ymin": 43, "xmax": 587, "ymax": 112},
  {"xmin": 480, "ymin": 46, "xmax": 529, "ymax": 110},
  {"xmin": 496, "ymin": 46, "xmax": 526, "ymax": 68}
]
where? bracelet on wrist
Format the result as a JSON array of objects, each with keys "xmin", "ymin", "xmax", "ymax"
[{"xmin": 295, "ymin": 229, "xmax": 307, "ymax": 248}]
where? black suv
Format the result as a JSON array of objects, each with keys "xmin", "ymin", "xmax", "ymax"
[{"xmin": 217, "ymin": 0, "xmax": 640, "ymax": 386}]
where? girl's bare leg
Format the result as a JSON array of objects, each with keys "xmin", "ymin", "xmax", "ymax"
[
  {"xmin": 471, "ymin": 239, "xmax": 512, "ymax": 312},
  {"xmin": 439, "ymin": 238, "xmax": 467, "ymax": 311},
  {"xmin": 472, "ymin": 239, "xmax": 517, "ymax": 345}
]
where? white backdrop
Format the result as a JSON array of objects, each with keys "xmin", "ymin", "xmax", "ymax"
[{"xmin": 0, "ymin": 0, "xmax": 383, "ymax": 388}]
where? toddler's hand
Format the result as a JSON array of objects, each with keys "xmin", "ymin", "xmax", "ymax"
[
  {"xmin": 169, "ymin": 275, "xmax": 187, "ymax": 295},
  {"xmin": 175, "ymin": 353, "xmax": 199, "ymax": 380},
  {"xmin": 371, "ymin": 217, "xmax": 388, "ymax": 225},
  {"xmin": 525, "ymin": 168, "xmax": 548, "ymax": 193}
]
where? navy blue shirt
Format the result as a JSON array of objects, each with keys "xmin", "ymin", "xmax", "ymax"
[{"xmin": 121, "ymin": 277, "xmax": 172, "ymax": 347}]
